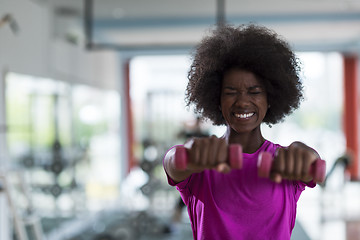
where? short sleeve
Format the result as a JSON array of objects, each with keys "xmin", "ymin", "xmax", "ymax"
[
  {"xmin": 293, "ymin": 180, "xmax": 316, "ymax": 202},
  {"xmin": 164, "ymin": 169, "xmax": 192, "ymax": 206}
]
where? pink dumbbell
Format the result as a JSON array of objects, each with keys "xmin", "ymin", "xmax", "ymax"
[
  {"xmin": 257, "ymin": 151, "xmax": 326, "ymax": 183},
  {"xmin": 174, "ymin": 144, "xmax": 243, "ymax": 170}
]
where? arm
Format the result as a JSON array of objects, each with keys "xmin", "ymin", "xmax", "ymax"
[
  {"xmin": 270, "ymin": 141, "xmax": 321, "ymax": 183},
  {"xmin": 164, "ymin": 136, "xmax": 231, "ymax": 183},
  {"xmin": 164, "ymin": 146, "xmax": 194, "ymax": 183}
]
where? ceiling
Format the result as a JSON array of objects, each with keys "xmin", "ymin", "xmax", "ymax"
[{"xmin": 53, "ymin": 0, "xmax": 360, "ymax": 53}]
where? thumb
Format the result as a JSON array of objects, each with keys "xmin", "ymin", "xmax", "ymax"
[{"xmin": 214, "ymin": 163, "xmax": 231, "ymax": 173}]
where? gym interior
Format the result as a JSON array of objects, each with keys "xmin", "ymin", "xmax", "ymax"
[{"xmin": 1, "ymin": 0, "xmax": 360, "ymax": 239}]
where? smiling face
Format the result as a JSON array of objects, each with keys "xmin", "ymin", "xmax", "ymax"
[{"xmin": 221, "ymin": 69, "xmax": 268, "ymax": 136}]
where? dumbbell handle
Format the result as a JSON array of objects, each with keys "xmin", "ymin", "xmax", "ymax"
[
  {"xmin": 174, "ymin": 144, "xmax": 243, "ymax": 170},
  {"xmin": 258, "ymin": 151, "xmax": 326, "ymax": 183}
]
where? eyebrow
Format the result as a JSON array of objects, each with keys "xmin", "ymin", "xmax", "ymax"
[{"xmin": 223, "ymin": 85, "xmax": 264, "ymax": 90}]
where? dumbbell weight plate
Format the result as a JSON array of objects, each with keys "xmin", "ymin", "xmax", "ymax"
[
  {"xmin": 174, "ymin": 146, "xmax": 187, "ymax": 170},
  {"xmin": 257, "ymin": 151, "xmax": 273, "ymax": 178},
  {"xmin": 311, "ymin": 159, "xmax": 326, "ymax": 183},
  {"xmin": 229, "ymin": 144, "xmax": 243, "ymax": 169}
]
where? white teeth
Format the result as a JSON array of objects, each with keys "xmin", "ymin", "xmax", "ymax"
[{"xmin": 234, "ymin": 113, "xmax": 254, "ymax": 119}]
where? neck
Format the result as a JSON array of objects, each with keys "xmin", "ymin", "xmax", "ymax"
[{"xmin": 223, "ymin": 126, "xmax": 265, "ymax": 154}]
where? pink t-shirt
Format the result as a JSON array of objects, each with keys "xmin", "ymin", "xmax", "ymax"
[{"xmin": 164, "ymin": 140, "xmax": 316, "ymax": 240}]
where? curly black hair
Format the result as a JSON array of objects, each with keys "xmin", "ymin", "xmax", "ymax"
[{"xmin": 185, "ymin": 24, "xmax": 303, "ymax": 126}]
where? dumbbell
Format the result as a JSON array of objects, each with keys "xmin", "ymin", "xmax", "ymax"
[
  {"xmin": 257, "ymin": 151, "xmax": 326, "ymax": 183},
  {"xmin": 174, "ymin": 144, "xmax": 243, "ymax": 170}
]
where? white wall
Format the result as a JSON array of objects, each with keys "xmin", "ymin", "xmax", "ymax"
[
  {"xmin": 0, "ymin": 0, "xmax": 122, "ymax": 239},
  {"xmin": 0, "ymin": 0, "xmax": 120, "ymax": 88}
]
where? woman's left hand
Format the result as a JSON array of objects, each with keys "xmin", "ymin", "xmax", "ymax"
[{"xmin": 270, "ymin": 141, "xmax": 320, "ymax": 183}]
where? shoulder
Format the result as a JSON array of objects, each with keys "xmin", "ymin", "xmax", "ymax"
[{"xmin": 262, "ymin": 140, "xmax": 283, "ymax": 155}]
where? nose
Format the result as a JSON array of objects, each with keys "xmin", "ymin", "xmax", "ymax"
[{"xmin": 234, "ymin": 93, "xmax": 251, "ymax": 108}]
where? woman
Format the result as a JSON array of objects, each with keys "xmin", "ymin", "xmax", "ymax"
[{"xmin": 163, "ymin": 24, "xmax": 321, "ymax": 240}]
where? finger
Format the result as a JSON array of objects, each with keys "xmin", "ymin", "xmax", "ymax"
[
  {"xmin": 187, "ymin": 161, "xmax": 204, "ymax": 172},
  {"xmin": 270, "ymin": 171, "xmax": 282, "ymax": 183},
  {"xmin": 293, "ymin": 150, "xmax": 303, "ymax": 180},
  {"xmin": 214, "ymin": 163, "xmax": 231, "ymax": 173},
  {"xmin": 207, "ymin": 136, "xmax": 218, "ymax": 167},
  {"xmin": 272, "ymin": 173, "xmax": 282, "ymax": 183},
  {"xmin": 271, "ymin": 148, "xmax": 285, "ymax": 182},
  {"xmin": 216, "ymin": 138, "xmax": 228, "ymax": 165},
  {"xmin": 284, "ymin": 148, "xmax": 294, "ymax": 179},
  {"xmin": 189, "ymin": 139, "xmax": 200, "ymax": 165},
  {"xmin": 200, "ymin": 139, "xmax": 209, "ymax": 166},
  {"xmin": 302, "ymin": 151, "xmax": 315, "ymax": 181}
]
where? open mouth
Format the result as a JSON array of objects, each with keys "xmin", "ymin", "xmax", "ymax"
[{"xmin": 234, "ymin": 112, "xmax": 255, "ymax": 119}]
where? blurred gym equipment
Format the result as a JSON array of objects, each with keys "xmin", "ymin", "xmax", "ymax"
[{"xmin": 0, "ymin": 172, "xmax": 44, "ymax": 240}]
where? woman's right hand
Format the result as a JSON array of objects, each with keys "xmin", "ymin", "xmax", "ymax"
[
  {"xmin": 184, "ymin": 135, "xmax": 231, "ymax": 173},
  {"xmin": 164, "ymin": 135, "xmax": 232, "ymax": 183}
]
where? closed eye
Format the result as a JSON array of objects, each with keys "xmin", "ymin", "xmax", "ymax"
[
  {"xmin": 223, "ymin": 88, "xmax": 237, "ymax": 95},
  {"xmin": 249, "ymin": 86, "xmax": 264, "ymax": 95},
  {"xmin": 224, "ymin": 91, "xmax": 237, "ymax": 95}
]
